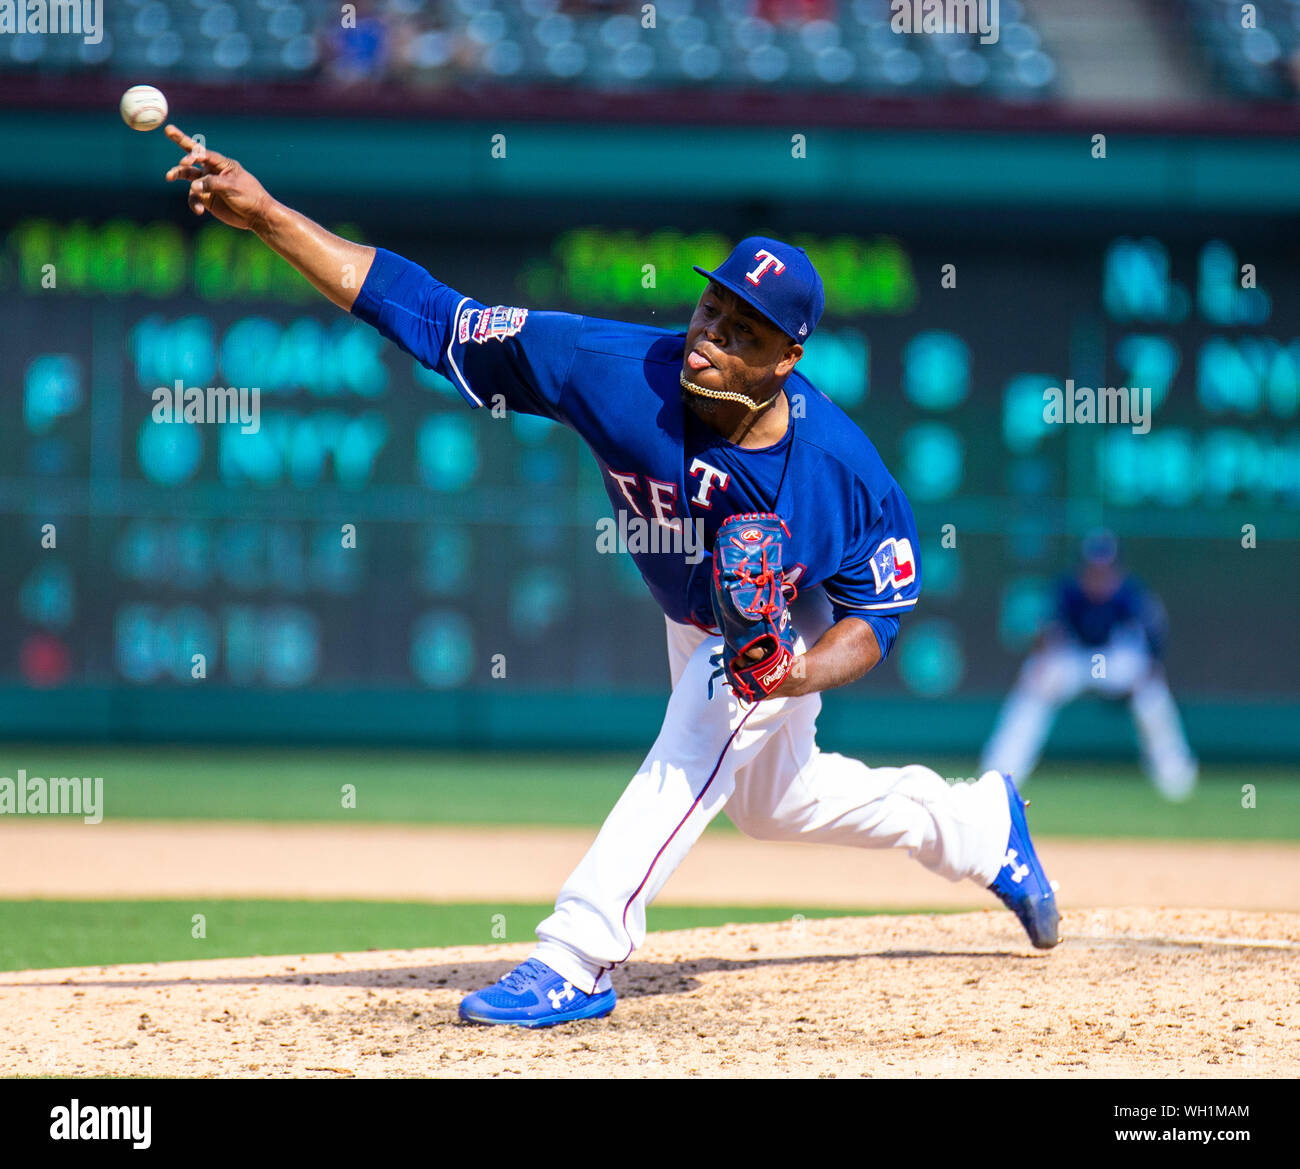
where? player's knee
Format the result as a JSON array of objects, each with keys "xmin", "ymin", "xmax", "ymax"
[
  {"xmin": 725, "ymin": 798, "xmax": 809, "ymax": 841},
  {"xmin": 725, "ymin": 806, "xmax": 782, "ymax": 841},
  {"xmin": 889, "ymin": 764, "xmax": 951, "ymax": 803}
]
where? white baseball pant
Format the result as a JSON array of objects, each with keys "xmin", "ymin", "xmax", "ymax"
[
  {"xmin": 979, "ymin": 631, "xmax": 1198, "ymax": 799},
  {"xmin": 531, "ymin": 594, "xmax": 1012, "ymax": 995}
]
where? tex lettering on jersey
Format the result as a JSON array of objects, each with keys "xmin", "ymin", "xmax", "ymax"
[{"xmin": 605, "ymin": 468, "xmax": 683, "ymax": 531}]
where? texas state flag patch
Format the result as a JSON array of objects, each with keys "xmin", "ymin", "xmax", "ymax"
[{"xmin": 869, "ymin": 537, "xmax": 916, "ymax": 593}]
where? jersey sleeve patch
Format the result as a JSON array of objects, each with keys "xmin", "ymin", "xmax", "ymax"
[
  {"xmin": 868, "ymin": 536, "xmax": 916, "ymax": 593},
  {"xmin": 458, "ymin": 304, "xmax": 529, "ymax": 345},
  {"xmin": 442, "ymin": 303, "xmax": 579, "ymax": 420}
]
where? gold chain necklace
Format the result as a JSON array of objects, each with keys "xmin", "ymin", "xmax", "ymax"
[{"xmin": 679, "ymin": 372, "xmax": 778, "ymax": 414}]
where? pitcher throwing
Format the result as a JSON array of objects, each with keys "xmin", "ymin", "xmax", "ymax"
[{"xmin": 165, "ymin": 125, "xmax": 1061, "ymax": 1029}]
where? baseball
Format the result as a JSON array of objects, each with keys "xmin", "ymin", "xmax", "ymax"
[{"xmin": 120, "ymin": 85, "xmax": 168, "ymax": 132}]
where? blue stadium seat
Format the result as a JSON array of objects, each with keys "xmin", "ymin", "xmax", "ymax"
[
  {"xmin": 0, "ymin": 0, "xmax": 1063, "ymax": 104},
  {"xmin": 1186, "ymin": 0, "xmax": 1298, "ymax": 97}
]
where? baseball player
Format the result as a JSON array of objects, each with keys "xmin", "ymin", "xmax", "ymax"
[
  {"xmin": 165, "ymin": 126, "xmax": 1061, "ymax": 1029},
  {"xmin": 980, "ymin": 530, "xmax": 1198, "ymax": 802}
]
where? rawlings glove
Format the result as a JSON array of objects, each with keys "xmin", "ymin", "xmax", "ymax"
[{"xmin": 711, "ymin": 512, "xmax": 799, "ymax": 702}]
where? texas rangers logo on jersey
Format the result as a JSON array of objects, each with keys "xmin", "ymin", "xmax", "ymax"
[
  {"xmin": 869, "ymin": 537, "xmax": 916, "ymax": 593},
  {"xmin": 688, "ymin": 458, "xmax": 729, "ymax": 509},
  {"xmin": 458, "ymin": 304, "xmax": 529, "ymax": 345}
]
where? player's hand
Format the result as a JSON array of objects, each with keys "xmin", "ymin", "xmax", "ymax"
[{"xmin": 163, "ymin": 125, "xmax": 273, "ymax": 232}]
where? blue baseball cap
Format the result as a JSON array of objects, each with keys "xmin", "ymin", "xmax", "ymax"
[
  {"xmin": 693, "ymin": 236, "xmax": 825, "ymax": 343},
  {"xmin": 1081, "ymin": 529, "xmax": 1119, "ymax": 565}
]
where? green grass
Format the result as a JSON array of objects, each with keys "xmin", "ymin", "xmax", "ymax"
[
  {"xmin": 2, "ymin": 745, "xmax": 637, "ymax": 826},
  {"xmin": 1, "ymin": 744, "xmax": 1296, "ymax": 840},
  {"xmin": 973, "ymin": 772, "xmax": 1299, "ymax": 841},
  {"xmin": 0, "ymin": 899, "xmax": 908, "ymax": 973}
]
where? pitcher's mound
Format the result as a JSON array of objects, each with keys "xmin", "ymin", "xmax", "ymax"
[{"xmin": 3, "ymin": 908, "xmax": 1296, "ymax": 1078}]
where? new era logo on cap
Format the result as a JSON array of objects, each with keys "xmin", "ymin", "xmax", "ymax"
[{"xmin": 693, "ymin": 236, "xmax": 825, "ymax": 343}]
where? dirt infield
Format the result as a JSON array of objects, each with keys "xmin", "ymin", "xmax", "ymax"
[
  {"xmin": 3, "ymin": 821, "xmax": 1297, "ymax": 1077},
  {"xmin": 3, "ymin": 820, "xmax": 1299, "ymax": 909},
  {"xmin": 2, "ymin": 909, "xmax": 1296, "ymax": 1078}
]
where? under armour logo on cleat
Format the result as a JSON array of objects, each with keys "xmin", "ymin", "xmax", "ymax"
[
  {"xmin": 546, "ymin": 982, "xmax": 577, "ymax": 1009},
  {"xmin": 1002, "ymin": 849, "xmax": 1030, "ymax": 884}
]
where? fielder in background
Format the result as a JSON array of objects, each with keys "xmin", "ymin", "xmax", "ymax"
[{"xmin": 980, "ymin": 531, "xmax": 1198, "ymax": 802}]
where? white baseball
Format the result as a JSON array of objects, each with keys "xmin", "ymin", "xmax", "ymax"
[{"xmin": 120, "ymin": 85, "xmax": 168, "ymax": 132}]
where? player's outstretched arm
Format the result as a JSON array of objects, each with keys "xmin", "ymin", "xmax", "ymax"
[{"xmin": 163, "ymin": 124, "xmax": 375, "ymax": 311}]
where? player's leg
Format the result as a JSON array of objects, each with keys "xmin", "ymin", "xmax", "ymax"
[
  {"xmin": 728, "ymin": 707, "xmax": 1009, "ymax": 885},
  {"xmin": 1090, "ymin": 636, "xmax": 1198, "ymax": 801},
  {"xmin": 528, "ymin": 622, "xmax": 814, "ymax": 988},
  {"xmin": 1128, "ymin": 668, "xmax": 1199, "ymax": 801},
  {"xmin": 728, "ymin": 590, "xmax": 1057, "ymax": 944},
  {"xmin": 727, "ymin": 700, "xmax": 1059, "ymax": 947},
  {"xmin": 725, "ymin": 588, "xmax": 1006, "ymax": 882},
  {"xmin": 459, "ymin": 619, "xmax": 819, "ymax": 1025},
  {"xmin": 979, "ymin": 643, "xmax": 1088, "ymax": 784}
]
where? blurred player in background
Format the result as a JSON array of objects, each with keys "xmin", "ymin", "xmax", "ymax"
[{"xmin": 980, "ymin": 530, "xmax": 1199, "ymax": 802}]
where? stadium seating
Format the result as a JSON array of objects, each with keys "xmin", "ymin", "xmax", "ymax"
[
  {"xmin": 0, "ymin": 0, "xmax": 1061, "ymax": 102},
  {"xmin": 1186, "ymin": 0, "xmax": 1300, "ymax": 99}
]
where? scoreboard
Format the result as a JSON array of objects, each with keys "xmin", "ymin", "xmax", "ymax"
[{"xmin": 3, "ymin": 200, "xmax": 1298, "ymax": 721}]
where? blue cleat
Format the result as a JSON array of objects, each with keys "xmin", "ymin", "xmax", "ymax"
[
  {"xmin": 458, "ymin": 959, "xmax": 617, "ymax": 1028},
  {"xmin": 988, "ymin": 773, "xmax": 1061, "ymax": 950}
]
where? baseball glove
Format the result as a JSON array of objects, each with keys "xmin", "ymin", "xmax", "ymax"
[{"xmin": 711, "ymin": 512, "xmax": 799, "ymax": 702}]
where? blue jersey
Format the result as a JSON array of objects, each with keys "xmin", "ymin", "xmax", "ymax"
[
  {"xmin": 352, "ymin": 249, "xmax": 921, "ymax": 658},
  {"xmin": 1054, "ymin": 574, "xmax": 1166, "ymax": 658}
]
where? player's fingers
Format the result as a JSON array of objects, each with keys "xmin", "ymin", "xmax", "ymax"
[
  {"xmin": 164, "ymin": 124, "xmax": 197, "ymax": 151},
  {"xmin": 187, "ymin": 177, "xmax": 210, "ymax": 216},
  {"xmin": 165, "ymin": 164, "xmax": 206, "ymax": 182},
  {"xmin": 171, "ymin": 150, "xmax": 215, "ymax": 176},
  {"xmin": 164, "ymin": 125, "xmax": 230, "ymax": 170},
  {"xmin": 194, "ymin": 148, "xmax": 229, "ymax": 170},
  {"xmin": 193, "ymin": 145, "xmax": 228, "ymax": 170}
]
